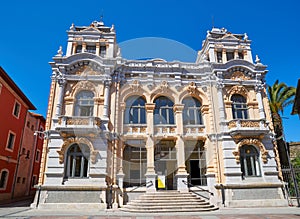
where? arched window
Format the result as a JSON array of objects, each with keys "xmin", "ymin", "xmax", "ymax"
[
  {"xmin": 124, "ymin": 96, "xmax": 146, "ymax": 124},
  {"xmin": 231, "ymin": 94, "xmax": 248, "ymax": 119},
  {"xmin": 0, "ymin": 170, "xmax": 8, "ymax": 189},
  {"xmin": 65, "ymin": 144, "xmax": 90, "ymax": 178},
  {"xmin": 74, "ymin": 91, "xmax": 94, "ymax": 116},
  {"xmin": 154, "ymin": 96, "xmax": 174, "ymax": 125},
  {"xmin": 182, "ymin": 97, "xmax": 203, "ymax": 125},
  {"xmin": 240, "ymin": 145, "xmax": 261, "ymax": 178}
]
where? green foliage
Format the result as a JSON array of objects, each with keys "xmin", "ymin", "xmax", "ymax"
[{"xmin": 267, "ymin": 80, "xmax": 296, "ymax": 115}]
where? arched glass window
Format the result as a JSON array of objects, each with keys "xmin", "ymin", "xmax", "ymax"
[
  {"xmin": 124, "ymin": 96, "xmax": 146, "ymax": 124},
  {"xmin": 240, "ymin": 145, "xmax": 261, "ymax": 178},
  {"xmin": 74, "ymin": 91, "xmax": 94, "ymax": 116},
  {"xmin": 0, "ymin": 170, "xmax": 8, "ymax": 189},
  {"xmin": 231, "ymin": 94, "xmax": 248, "ymax": 119},
  {"xmin": 65, "ymin": 144, "xmax": 90, "ymax": 178},
  {"xmin": 154, "ymin": 96, "xmax": 174, "ymax": 125},
  {"xmin": 182, "ymin": 97, "xmax": 203, "ymax": 125}
]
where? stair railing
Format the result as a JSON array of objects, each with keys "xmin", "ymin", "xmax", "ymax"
[
  {"xmin": 182, "ymin": 180, "xmax": 213, "ymax": 200},
  {"xmin": 125, "ymin": 180, "xmax": 153, "ymax": 193}
]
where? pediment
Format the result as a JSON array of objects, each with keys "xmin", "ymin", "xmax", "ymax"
[
  {"xmin": 221, "ymin": 34, "xmax": 240, "ymax": 41},
  {"xmin": 81, "ymin": 27, "xmax": 101, "ymax": 33}
]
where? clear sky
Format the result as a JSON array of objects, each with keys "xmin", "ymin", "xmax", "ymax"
[{"xmin": 1, "ymin": 0, "xmax": 299, "ymax": 142}]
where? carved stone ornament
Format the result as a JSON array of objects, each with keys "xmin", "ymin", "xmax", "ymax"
[
  {"xmin": 130, "ymin": 80, "xmax": 140, "ymax": 92},
  {"xmin": 159, "ymin": 81, "xmax": 168, "ymax": 92},
  {"xmin": 187, "ymin": 82, "xmax": 196, "ymax": 94},
  {"xmin": 71, "ymin": 80, "xmax": 96, "ymax": 98},
  {"xmin": 231, "ymin": 71, "xmax": 250, "ymax": 81},
  {"xmin": 57, "ymin": 137, "xmax": 98, "ymax": 164},
  {"xmin": 232, "ymin": 138, "xmax": 268, "ymax": 164},
  {"xmin": 228, "ymin": 85, "xmax": 248, "ymax": 100}
]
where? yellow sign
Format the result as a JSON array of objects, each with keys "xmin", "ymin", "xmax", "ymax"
[{"xmin": 157, "ymin": 175, "xmax": 165, "ymax": 189}]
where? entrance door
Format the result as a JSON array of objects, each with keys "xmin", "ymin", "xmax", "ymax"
[
  {"xmin": 155, "ymin": 160, "xmax": 177, "ymax": 190},
  {"xmin": 189, "ymin": 160, "xmax": 201, "ymax": 185}
]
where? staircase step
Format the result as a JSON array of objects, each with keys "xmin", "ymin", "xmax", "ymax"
[{"xmin": 120, "ymin": 191, "xmax": 218, "ymax": 213}]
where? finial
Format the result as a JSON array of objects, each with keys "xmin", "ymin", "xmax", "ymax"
[
  {"xmin": 70, "ymin": 23, "xmax": 75, "ymax": 31},
  {"xmin": 56, "ymin": 46, "xmax": 63, "ymax": 57},
  {"xmin": 110, "ymin": 24, "xmax": 115, "ymax": 32},
  {"xmin": 244, "ymin": 33, "xmax": 248, "ymax": 40},
  {"xmin": 255, "ymin": 55, "xmax": 261, "ymax": 64}
]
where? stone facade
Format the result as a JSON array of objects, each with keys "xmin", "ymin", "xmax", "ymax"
[{"xmin": 32, "ymin": 20, "xmax": 287, "ymax": 209}]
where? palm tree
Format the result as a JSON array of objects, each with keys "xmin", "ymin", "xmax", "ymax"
[{"xmin": 267, "ymin": 80, "xmax": 296, "ymax": 166}]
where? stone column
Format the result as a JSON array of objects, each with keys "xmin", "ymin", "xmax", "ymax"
[
  {"xmin": 216, "ymin": 73, "xmax": 226, "ymax": 131},
  {"xmin": 96, "ymin": 43, "xmax": 100, "ymax": 56},
  {"xmin": 255, "ymin": 84, "xmax": 266, "ymax": 119},
  {"xmin": 173, "ymin": 104, "xmax": 188, "ymax": 192},
  {"xmin": 72, "ymin": 42, "xmax": 77, "ymax": 55},
  {"xmin": 145, "ymin": 103, "xmax": 156, "ymax": 192},
  {"xmin": 55, "ymin": 72, "xmax": 66, "ymax": 117},
  {"xmin": 103, "ymin": 80, "xmax": 111, "ymax": 118}
]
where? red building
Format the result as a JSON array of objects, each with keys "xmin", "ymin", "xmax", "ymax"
[{"xmin": 0, "ymin": 67, "xmax": 44, "ymax": 203}]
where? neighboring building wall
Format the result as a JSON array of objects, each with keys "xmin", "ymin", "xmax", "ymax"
[
  {"xmin": 0, "ymin": 67, "xmax": 36, "ymax": 203},
  {"xmin": 32, "ymin": 21, "xmax": 287, "ymax": 209},
  {"xmin": 13, "ymin": 112, "xmax": 45, "ymax": 198}
]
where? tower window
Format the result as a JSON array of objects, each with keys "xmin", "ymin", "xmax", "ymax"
[
  {"xmin": 86, "ymin": 45, "xmax": 96, "ymax": 54},
  {"xmin": 0, "ymin": 170, "xmax": 8, "ymax": 189},
  {"xmin": 226, "ymin": 52, "xmax": 234, "ymax": 61},
  {"xmin": 75, "ymin": 45, "xmax": 82, "ymax": 54},
  {"xmin": 6, "ymin": 132, "xmax": 15, "ymax": 150},
  {"xmin": 100, "ymin": 46, "xmax": 106, "ymax": 57},
  {"xmin": 217, "ymin": 51, "xmax": 222, "ymax": 63},
  {"xmin": 13, "ymin": 102, "xmax": 20, "ymax": 118},
  {"xmin": 238, "ymin": 52, "xmax": 244, "ymax": 59}
]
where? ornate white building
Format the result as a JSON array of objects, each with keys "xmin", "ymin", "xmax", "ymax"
[{"xmin": 32, "ymin": 20, "xmax": 287, "ymax": 210}]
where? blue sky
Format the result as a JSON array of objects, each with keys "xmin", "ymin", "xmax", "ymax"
[{"xmin": 1, "ymin": 0, "xmax": 299, "ymax": 142}]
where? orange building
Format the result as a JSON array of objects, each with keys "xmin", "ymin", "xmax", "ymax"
[{"xmin": 0, "ymin": 67, "xmax": 44, "ymax": 203}]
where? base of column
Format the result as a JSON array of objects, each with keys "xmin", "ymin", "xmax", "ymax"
[
  {"xmin": 145, "ymin": 173, "xmax": 157, "ymax": 193},
  {"xmin": 176, "ymin": 173, "xmax": 189, "ymax": 193}
]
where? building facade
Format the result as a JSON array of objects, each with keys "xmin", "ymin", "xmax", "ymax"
[
  {"xmin": 33, "ymin": 20, "xmax": 287, "ymax": 209},
  {"xmin": 0, "ymin": 67, "xmax": 40, "ymax": 203}
]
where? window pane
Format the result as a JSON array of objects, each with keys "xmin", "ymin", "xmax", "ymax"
[
  {"xmin": 125, "ymin": 96, "xmax": 146, "ymax": 124},
  {"xmin": 0, "ymin": 171, "xmax": 8, "ymax": 188}
]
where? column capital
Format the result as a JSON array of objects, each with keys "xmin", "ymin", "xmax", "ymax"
[
  {"xmin": 173, "ymin": 104, "xmax": 184, "ymax": 113},
  {"xmin": 145, "ymin": 103, "xmax": 155, "ymax": 112}
]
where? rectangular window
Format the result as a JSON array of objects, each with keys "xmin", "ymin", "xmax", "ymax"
[
  {"xmin": 31, "ymin": 175, "xmax": 37, "ymax": 187},
  {"xmin": 100, "ymin": 46, "xmax": 106, "ymax": 57},
  {"xmin": 13, "ymin": 101, "xmax": 21, "ymax": 118},
  {"xmin": 0, "ymin": 170, "xmax": 8, "ymax": 189},
  {"xmin": 35, "ymin": 150, "xmax": 40, "ymax": 162},
  {"xmin": 6, "ymin": 132, "xmax": 15, "ymax": 150},
  {"xmin": 238, "ymin": 52, "xmax": 244, "ymax": 59},
  {"xmin": 22, "ymin": 177, "xmax": 26, "ymax": 184},
  {"xmin": 226, "ymin": 52, "xmax": 234, "ymax": 61},
  {"xmin": 86, "ymin": 45, "xmax": 96, "ymax": 54},
  {"xmin": 75, "ymin": 45, "xmax": 82, "ymax": 53},
  {"xmin": 217, "ymin": 51, "xmax": 222, "ymax": 63},
  {"xmin": 17, "ymin": 177, "xmax": 21, "ymax": 183}
]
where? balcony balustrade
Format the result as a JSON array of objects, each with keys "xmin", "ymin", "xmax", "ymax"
[
  {"xmin": 227, "ymin": 119, "xmax": 269, "ymax": 137},
  {"xmin": 55, "ymin": 116, "xmax": 102, "ymax": 137}
]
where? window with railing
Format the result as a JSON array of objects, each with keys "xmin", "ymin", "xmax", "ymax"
[
  {"xmin": 124, "ymin": 96, "xmax": 146, "ymax": 124},
  {"xmin": 183, "ymin": 97, "xmax": 203, "ymax": 125},
  {"xmin": 74, "ymin": 91, "xmax": 94, "ymax": 116},
  {"xmin": 240, "ymin": 145, "xmax": 261, "ymax": 178},
  {"xmin": 231, "ymin": 94, "xmax": 248, "ymax": 119},
  {"xmin": 154, "ymin": 96, "xmax": 174, "ymax": 125},
  {"xmin": 86, "ymin": 45, "xmax": 96, "ymax": 54},
  {"xmin": 65, "ymin": 144, "xmax": 90, "ymax": 178}
]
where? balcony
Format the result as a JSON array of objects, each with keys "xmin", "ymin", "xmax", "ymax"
[
  {"xmin": 183, "ymin": 125, "xmax": 206, "ymax": 139},
  {"xmin": 154, "ymin": 124, "xmax": 176, "ymax": 138},
  {"xmin": 227, "ymin": 119, "xmax": 270, "ymax": 137},
  {"xmin": 55, "ymin": 116, "xmax": 102, "ymax": 137},
  {"xmin": 123, "ymin": 124, "xmax": 147, "ymax": 138}
]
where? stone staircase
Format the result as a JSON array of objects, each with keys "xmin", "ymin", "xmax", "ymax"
[{"xmin": 120, "ymin": 190, "xmax": 218, "ymax": 213}]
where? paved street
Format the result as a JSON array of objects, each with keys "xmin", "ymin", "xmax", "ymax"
[{"xmin": 0, "ymin": 199, "xmax": 300, "ymax": 219}]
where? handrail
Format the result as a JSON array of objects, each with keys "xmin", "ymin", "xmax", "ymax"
[
  {"xmin": 125, "ymin": 181, "xmax": 153, "ymax": 193},
  {"xmin": 182, "ymin": 180, "xmax": 214, "ymax": 197}
]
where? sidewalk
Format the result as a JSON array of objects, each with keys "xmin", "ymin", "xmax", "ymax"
[{"xmin": 0, "ymin": 205, "xmax": 299, "ymax": 219}]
